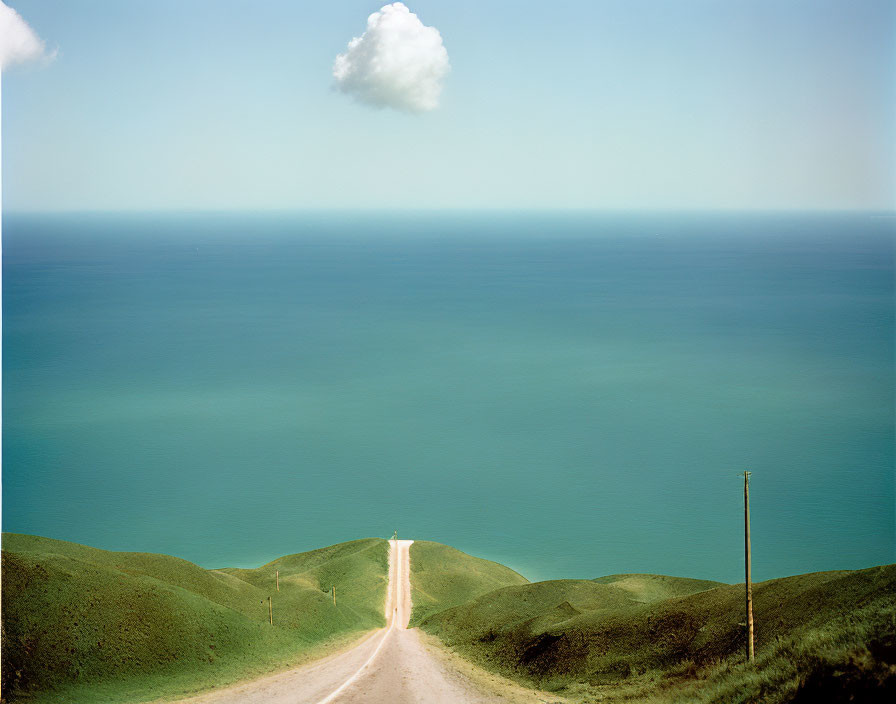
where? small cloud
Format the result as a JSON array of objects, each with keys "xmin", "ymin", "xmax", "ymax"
[
  {"xmin": 333, "ymin": 2, "xmax": 449, "ymax": 113},
  {"xmin": 1, "ymin": 1, "xmax": 54, "ymax": 72}
]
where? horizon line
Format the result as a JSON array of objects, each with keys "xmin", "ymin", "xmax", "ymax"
[{"xmin": 4, "ymin": 207, "xmax": 895, "ymax": 217}]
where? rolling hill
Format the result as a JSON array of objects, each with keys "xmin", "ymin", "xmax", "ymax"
[
  {"xmin": 592, "ymin": 573, "xmax": 725, "ymax": 603},
  {"xmin": 419, "ymin": 564, "xmax": 896, "ymax": 703},
  {"xmin": 4, "ymin": 534, "xmax": 893, "ymax": 704},
  {"xmin": 1, "ymin": 534, "xmax": 388, "ymax": 703},
  {"xmin": 407, "ymin": 540, "xmax": 529, "ymax": 625}
]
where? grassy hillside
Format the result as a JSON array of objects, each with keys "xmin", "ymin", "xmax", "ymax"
[
  {"xmin": 592, "ymin": 574, "xmax": 724, "ymax": 604},
  {"xmin": 1, "ymin": 534, "xmax": 388, "ymax": 703},
  {"xmin": 408, "ymin": 541, "xmax": 529, "ymax": 625},
  {"xmin": 421, "ymin": 564, "xmax": 896, "ymax": 703},
  {"xmin": 417, "ymin": 574, "xmax": 723, "ymax": 648}
]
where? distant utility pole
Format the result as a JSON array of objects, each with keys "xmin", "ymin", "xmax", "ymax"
[
  {"xmin": 744, "ymin": 470, "xmax": 755, "ymax": 662},
  {"xmin": 332, "ymin": 585, "xmax": 337, "ymax": 606},
  {"xmin": 268, "ymin": 596, "xmax": 273, "ymax": 626},
  {"xmin": 276, "ymin": 570, "xmax": 280, "ymax": 592}
]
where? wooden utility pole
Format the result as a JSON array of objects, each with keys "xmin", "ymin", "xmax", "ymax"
[
  {"xmin": 268, "ymin": 596, "xmax": 273, "ymax": 626},
  {"xmin": 276, "ymin": 570, "xmax": 280, "ymax": 592},
  {"xmin": 332, "ymin": 585, "xmax": 337, "ymax": 606},
  {"xmin": 744, "ymin": 471, "xmax": 755, "ymax": 662}
]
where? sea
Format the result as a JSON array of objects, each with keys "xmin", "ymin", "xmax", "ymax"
[{"xmin": 2, "ymin": 211, "xmax": 893, "ymax": 582}]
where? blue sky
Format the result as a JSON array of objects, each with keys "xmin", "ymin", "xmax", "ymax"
[{"xmin": 3, "ymin": 0, "xmax": 894, "ymax": 211}]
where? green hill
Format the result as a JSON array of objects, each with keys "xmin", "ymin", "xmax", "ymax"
[
  {"xmin": 1, "ymin": 534, "xmax": 388, "ymax": 703},
  {"xmin": 420, "ymin": 563, "xmax": 896, "ymax": 703},
  {"xmin": 417, "ymin": 575, "xmax": 722, "ymax": 647},
  {"xmin": 592, "ymin": 573, "xmax": 725, "ymax": 603},
  {"xmin": 408, "ymin": 540, "xmax": 529, "ymax": 625},
  {"xmin": 5, "ymin": 534, "xmax": 893, "ymax": 704}
]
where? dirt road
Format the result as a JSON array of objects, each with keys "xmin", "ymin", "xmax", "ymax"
[{"xmin": 176, "ymin": 539, "xmax": 545, "ymax": 703}]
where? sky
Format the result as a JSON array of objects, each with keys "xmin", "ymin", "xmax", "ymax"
[{"xmin": 2, "ymin": 0, "xmax": 895, "ymax": 212}]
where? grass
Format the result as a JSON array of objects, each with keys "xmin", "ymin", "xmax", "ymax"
[
  {"xmin": 420, "ymin": 563, "xmax": 896, "ymax": 702},
  {"xmin": 4, "ymin": 534, "xmax": 893, "ymax": 703},
  {"xmin": 1, "ymin": 533, "xmax": 388, "ymax": 703},
  {"xmin": 592, "ymin": 574, "xmax": 725, "ymax": 604},
  {"xmin": 661, "ymin": 599, "xmax": 896, "ymax": 704},
  {"xmin": 408, "ymin": 540, "xmax": 529, "ymax": 626}
]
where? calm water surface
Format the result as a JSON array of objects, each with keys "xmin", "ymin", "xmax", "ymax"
[{"xmin": 3, "ymin": 212, "xmax": 893, "ymax": 581}]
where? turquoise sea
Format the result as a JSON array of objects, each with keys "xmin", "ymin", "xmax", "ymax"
[{"xmin": 2, "ymin": 212, "xmax": 893, "ymax": 582}]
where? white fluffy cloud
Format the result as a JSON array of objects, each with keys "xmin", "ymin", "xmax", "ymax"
[
  {"xmin": 333, "ymin": 3, "xmax": 449, "ymax": 113},
  {"xmin": 0, "ymin": 1, "xmax": 52, "ymax": 71}
]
